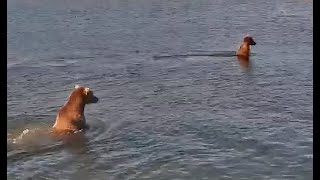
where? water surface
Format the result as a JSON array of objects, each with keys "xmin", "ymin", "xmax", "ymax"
[{"xmin": 8, "ymin": 0, "xmax": 313, "ymax": 179}]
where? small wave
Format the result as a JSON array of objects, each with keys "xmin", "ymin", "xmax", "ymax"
[
  {"xmin": 7, "ymin": 127, "xmax": 58, "ymax": 162},
  {"xmin": 8, "ymin": 127, "xmax": 54, "ymax": 147},
  {"xmin": 153, "ymin": 51, "xmax": 237, "ymax": 60},
  {"xmin": 7, "ymin": 127, "xmax": 92, "ymax": 163},
  {"xmin": 85, "ymin": 117, "xmax": 110, "ymax": 143},
  {"xmin": 12, "ymin": 128, "xmax": 33, "ymax": 144}
]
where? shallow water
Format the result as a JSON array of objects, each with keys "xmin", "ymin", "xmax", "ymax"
[{"xmin": 8, "ymin": 0, "xmax": 313, "ymax": 179}]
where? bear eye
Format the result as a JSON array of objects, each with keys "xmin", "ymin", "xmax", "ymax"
[{"xmin": 87, "ymin": 91, "xmax": 93, "ymax": 96}]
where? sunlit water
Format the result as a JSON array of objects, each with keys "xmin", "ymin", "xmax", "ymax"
[{"xmin": 8, "ymin": 0, "xmax": 312, "ymax": 179}]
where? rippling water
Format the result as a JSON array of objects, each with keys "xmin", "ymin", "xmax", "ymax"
[{"xmin": 8, "ymin": 0, "xmax": 313, "ymax": 179}]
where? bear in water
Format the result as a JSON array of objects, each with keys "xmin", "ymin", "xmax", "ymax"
[
  {"xmin": 52, "ymin": 85, "xmax": 98, "ymax": 133},
  {"xmin": 236, "ymin": 35, "xmax": 256, "ymax": 58}
]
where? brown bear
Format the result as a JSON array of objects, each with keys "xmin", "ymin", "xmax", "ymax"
[
  {"xmin": 52, "ymin": 85, "xmax": 99, "ymax": 133},
  {"xmin": 236, "ymin": 35, "xmax": 256, "ymax": 58}
]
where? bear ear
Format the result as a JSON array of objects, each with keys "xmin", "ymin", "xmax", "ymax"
[
  {"xmin": 75, "ymin": 85, "xmax": 81, "ymax": 89},
  {"xmin": 84, "ymin": 87, "xmax": 90, "ymax": 95}
]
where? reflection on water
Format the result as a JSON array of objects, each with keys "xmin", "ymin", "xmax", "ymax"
[{"xmin": 237, "ymin": 56, "xmax": 251, "ymax": 71}]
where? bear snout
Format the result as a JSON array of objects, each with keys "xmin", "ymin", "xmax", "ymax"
[
  {"xmin": 92, "ymin": 96, "xmax": 99, "ymax": 103},
  {"xmin": 250, "ymin": 40, "xmax": 256, "ymax": 45}
]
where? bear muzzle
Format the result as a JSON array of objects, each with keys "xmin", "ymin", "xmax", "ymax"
[{"xmin": 92, "ymin": 96, "xmax": 99, "ymax": 103}]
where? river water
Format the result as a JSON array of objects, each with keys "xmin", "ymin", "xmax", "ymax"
[{"xmin": 8, "ymin": 0, "xmax": 313, "ymax": 179}]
